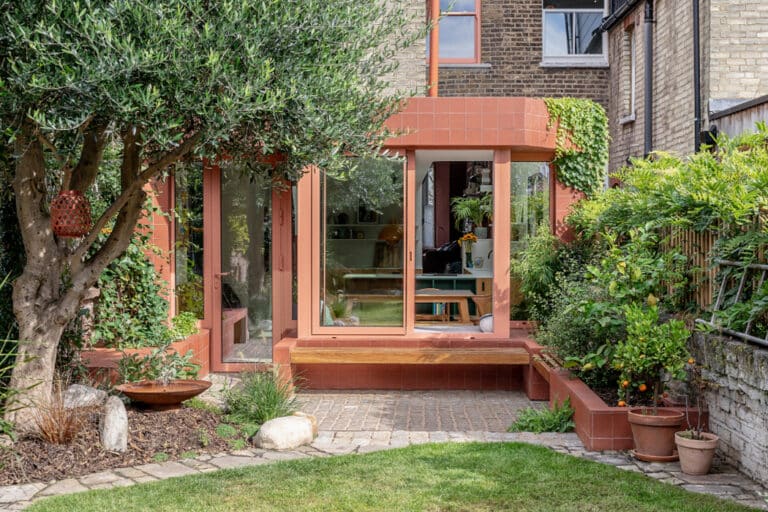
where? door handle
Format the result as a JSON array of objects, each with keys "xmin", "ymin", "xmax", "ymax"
[{"xmin": 213, "ymin": 272, "xmax": 230, "ymax": 289}]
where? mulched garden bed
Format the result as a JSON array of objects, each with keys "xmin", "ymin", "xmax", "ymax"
[{"xmin": 0, "ymin": 405, "xmax": 231, "ymax": 486}]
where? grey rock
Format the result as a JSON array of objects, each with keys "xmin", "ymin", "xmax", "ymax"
[
  {"xmin": 253, "ymin": 416, "xmax": 314, "ymax": 450},
  {"xmin": 99, "ymin": 396, "xmax": 128, "ymax": 452},
  {"xmin": 64, "ymin": 384, "xmax": 107, "ymax": 409}
]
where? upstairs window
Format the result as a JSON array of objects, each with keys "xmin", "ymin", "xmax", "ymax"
[
  {"xmin": 542, "ymin": 0, "xmax": 607, "ymax": 67},
  {"xmin": 427, "ymin": 0, "xmax": 481, "ymax": 64}
]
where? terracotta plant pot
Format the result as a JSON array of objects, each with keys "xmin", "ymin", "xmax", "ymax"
[
  {"xmin": 675, "ymin": 431, "xmax": 719, "ymax": 475},
  {"xmin": 627, "ymin": 408, "xmax": 684, "ymax": 462}
]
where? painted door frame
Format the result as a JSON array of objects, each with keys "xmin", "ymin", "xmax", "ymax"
[
  {"xmin": 296, "ymin": 149, "xmax": 512, "ymax": 340},
  {"xmin": 203, "ymin": 162, "xmax": 294, "ymax": 372}
]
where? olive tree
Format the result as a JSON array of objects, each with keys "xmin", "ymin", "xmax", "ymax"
[{"xmin": 0, "ymin": 0, "xmax": 420, "ymax": 429}]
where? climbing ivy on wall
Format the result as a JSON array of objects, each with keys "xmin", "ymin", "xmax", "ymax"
[{"xmin": 544, "ymin": 98, "xmax": 609, "ymax": 197}]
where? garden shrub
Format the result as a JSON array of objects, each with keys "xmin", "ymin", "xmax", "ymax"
[
  {"xmin": 510, "ymin": 224, "xmax": 562, "ymax": 322},
  {"xmin": 117, "ymin": 342, "xmax": 200, "ymax": 383},
  {"xmin": 223, "ymin": 368, "xmax": 298, "ymax": 431},
  {"xmin": 508, "ymin": 398, "xmax": 575, "ymax": 433},
  {"xmin": 91, "ymin": 233, "xmax": 171, "ymax": 349}
]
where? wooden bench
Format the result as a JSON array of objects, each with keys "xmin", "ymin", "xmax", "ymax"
[{"xmin": 290, "ymin": 346, "xmax": 529, "ymax": 365}]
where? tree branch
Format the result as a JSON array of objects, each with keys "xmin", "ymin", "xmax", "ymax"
[
  {"xmin": 70, "ymin": 130, "xmax": 202, "ymax": 266},
  {"xmin": 69, "ymin": 123, "xmax": 110, "ymax": 193},
  {"xmin": 13, "ymin": 122, "xmax": 61, "ymax": 279},
  {"xmin": 64, "ymin": 187, "xmax": 147, "ymax": 314}
]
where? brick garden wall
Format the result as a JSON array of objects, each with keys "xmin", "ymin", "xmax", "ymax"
[
  {"xmin": 691, "ymin": 333, "xmax": 768, "ymax": 487},
  {"xmin": 437, "ymin": 0, "xmax": 608, "ymax": 105}
]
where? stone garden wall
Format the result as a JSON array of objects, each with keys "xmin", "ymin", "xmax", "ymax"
[{"xmin": 691, "ymin": 333, "xmax": 768, "ymax": 486}]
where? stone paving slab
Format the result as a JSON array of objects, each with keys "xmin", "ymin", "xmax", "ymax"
[{"xmin": 0, "ymin": 390, "xmax": 766, "ymax": 511}]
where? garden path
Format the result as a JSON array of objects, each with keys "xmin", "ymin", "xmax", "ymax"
[{"xmin": 0, "ymin": 386, "xmax": 766, "ymax": 510}]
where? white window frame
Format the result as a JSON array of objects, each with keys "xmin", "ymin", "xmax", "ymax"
[{"xmin": 540, "ymin": 4, "xmax": 609, "ymax": 68}]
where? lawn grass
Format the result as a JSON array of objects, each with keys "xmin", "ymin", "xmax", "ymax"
[{"xmin": 27, "ymin": 443, "xmax": 758, "ymax": 512}]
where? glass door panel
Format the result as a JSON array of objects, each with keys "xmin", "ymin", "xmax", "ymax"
[
  {"xmin": 220, "ymin": 165, "xmax": 272, "ymax": 362},
  {"xmin": 319, "ymin": 158, "xmax": 405, "ymax": 328},
  {"xmin": 510, "ymin": 162, "xmax": 550, "ymax": 318},
  {"xmin": 415, "ymin": 161, "xmax": 493, "ymax": 332}
]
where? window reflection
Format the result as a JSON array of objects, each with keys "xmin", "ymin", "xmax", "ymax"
[{"xmin": 320, "ymin": 158, "xmax": 405, "ymax": 328}]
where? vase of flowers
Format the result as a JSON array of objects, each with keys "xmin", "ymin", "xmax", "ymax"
[{"xmin": 459, "ymin": 232, "xmax": 478, "ymax": 269}]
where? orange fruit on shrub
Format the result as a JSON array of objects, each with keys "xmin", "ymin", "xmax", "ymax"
[
  {"xmin": 618, "ymin": 400, "xmax": 626, "ymax": 407},
  {"xmin": 638, "ymin": 383, "xmax": 647, "ymax": 392},
  {"xmin": 621, "ymin": 380, "xmax": 630, "ymax": 388},
  {"xmin": 688, "ymin": 358, "xmax": 695, "ymax": 365}
]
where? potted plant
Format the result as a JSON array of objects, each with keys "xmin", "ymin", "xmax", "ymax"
[
  {"xmin": 451, "ymin": 194, "xmax": 492, "ymax": 238},
  {"xmin": 675, "ymin": 362, "xmax": 719, "ymax": 474},
  {"xmin": 613, "ymin": 302, "xmax": 690, "ymax": 461}
]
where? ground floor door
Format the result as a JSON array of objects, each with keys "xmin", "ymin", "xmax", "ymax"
[{"xmin": 205, "ymin": 162, "xmax": 293, "ymax": 372}]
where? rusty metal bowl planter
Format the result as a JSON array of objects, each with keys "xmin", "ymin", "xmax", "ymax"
[{"xmin": 115, "ymin": 379, "xmax": 212, "ymax": 410}]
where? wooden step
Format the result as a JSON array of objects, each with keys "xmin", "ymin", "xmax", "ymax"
[{"xmin": 290, "ymin": 346, "xmax": 530, "ymax": 365}]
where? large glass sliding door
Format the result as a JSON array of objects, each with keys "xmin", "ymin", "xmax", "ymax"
[
  {"xmin": 317, "ymin": 158, "xmax": 405, "ymax": 331},
  {"xmin": 219, "ymin": 165, "xmax": 273, "ymax": 362}
]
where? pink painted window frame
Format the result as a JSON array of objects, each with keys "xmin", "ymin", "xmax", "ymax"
[
  {"xmin": 296, "ymin": 150, "xmax": 515, "ymax": 341},
  {"xmin": 427, "ymin": 0, "xmax": 482, "ymax": 64}
]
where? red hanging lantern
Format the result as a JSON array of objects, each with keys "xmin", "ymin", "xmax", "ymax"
[{"xmin": 51, "ymin": 190, "xmax": 92, "ymax": 238}]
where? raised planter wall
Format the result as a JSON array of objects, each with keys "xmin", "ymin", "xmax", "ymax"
[
  {"xmin": 691, "ymin": 333, "xmax": 768, "ymax": 487},
  {"xmin": 81, "ymin": 329, "xmax": 210, "ymax": 384},
  {"xmin": 533, "ymin": 351, "xmax": 707, "ymax": 451}
]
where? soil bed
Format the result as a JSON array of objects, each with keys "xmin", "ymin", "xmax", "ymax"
[{"xmin": 0, "ymin": 405, "xmax": 231, "ymax": 485}]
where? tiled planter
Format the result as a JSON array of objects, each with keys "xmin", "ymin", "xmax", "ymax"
[
  {"xmin": 546, "ymin": 367, "xmax": 707, "ymax": 451},
  {"xmin": 81, "ymin": 329, "xmax": 211, "ymax": 384}
]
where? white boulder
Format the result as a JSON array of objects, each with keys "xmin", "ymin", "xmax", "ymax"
[
  {"xmin": 100, "ymin": 396, "xmax": 128, "ymax": 452},
  {"xmin": 253, "ymin": 416, "xmax": 314, "ymax": 450},
  {"xmin": 64, "ymin": 384, "xmax": 107, "ymax": 409}
]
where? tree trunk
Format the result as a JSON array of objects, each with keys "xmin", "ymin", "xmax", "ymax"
[{"xmin": 6, "ymin": 299, "xmax": 67, "ymax": 430}]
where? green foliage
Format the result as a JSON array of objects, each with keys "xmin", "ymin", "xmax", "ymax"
[
  {"xmin": 222, "ymin": 368, "xmax": 298, "ymax": 429},
  {"xmin": 0, "ymin": 146, "xmax": 22, "ymax": 340},
  {"xmin": 91, "ymin": 234, "xmax": 171, "ymax": 349},
  {"xmin": 508, "ymin": 399, "xmax": 575, "ymax": 433},
  {"xmin": 613, "ymin": 304, "xmax": 690, "ymax": 404},
  {"xmin": 510, "ymin": 224, "xmax": 561, "ymax": 321},
  {"xmin": 152, "ymin": 453, "xmax": 169, "ymax": 463},
  {"xmin": 169, "ymin": 312, "xmax": 199, "ymax": 342},
  {"xmin": 1, "ymin": 0, "xmax": 422, "ymax": 178},
  {"xmin": 544, "ymin": 98, "xmax": 609, "ymax": 197},
  {"xmin": 215, "ymin": 423, "xmax": 239, "ymax": 440},
  {"xmin": 116, "ymin": 342, "xmax": 200, "ymax": 384},
  {"xmin": 0, "ymin": 345, "xmax": 20, "ymax": 438}
]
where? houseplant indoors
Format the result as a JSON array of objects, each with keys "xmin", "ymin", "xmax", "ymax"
[
  {"xmin": 674, "ymin": 362, "xmax": 719, "ymax": 474},
  {"xmin": 613, "ymin": 302, "xmax": 691, "ymax": 461},
  {"xmin": 451, "ymin": 194, "xmax": 492, "ymax": 238}
]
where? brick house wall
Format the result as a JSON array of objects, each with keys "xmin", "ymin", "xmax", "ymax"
[
  {"xmin": 437, "ymin": 0, "xmax": 609, "ymax": 106},
  {"xmin": 383, "ymin": 1, "xmax": 427, "ymax": 95},
  {"xmin": 606, "ymin": 1, "xmax": 695, "ymax": 173},
  {"xmin": 706, "ymin": 0, "xmax": 768, "ymax": 116},
  {"xmin": 606, "ymin": 0, "xmax": 768, "ymax": 173}
]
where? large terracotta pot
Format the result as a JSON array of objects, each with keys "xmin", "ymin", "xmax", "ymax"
[
  {"xmin": 627, "ymin": 408, "xmax": 684, "ymax": 462},
  {"xmin": 675, "ymin": 431, "xmax": 719, "ymax": 475}
]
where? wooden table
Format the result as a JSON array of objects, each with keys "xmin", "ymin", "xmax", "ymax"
[{"xmin": 415, "ymin": 289, "xmax": 472, "ymax": 324}]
